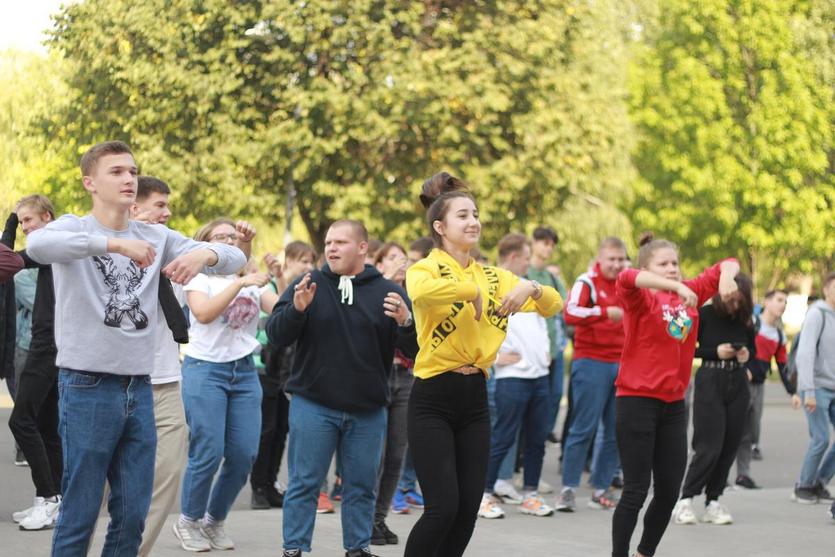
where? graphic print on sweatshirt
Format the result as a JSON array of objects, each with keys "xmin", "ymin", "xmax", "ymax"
[
  {"xmin": 92, "ymin": 255, "xmax": 149, "ymax": 329},
  {"xmin": 662, "ymin": 303, "xmax": 693, "ymax": 342},
  {"xmin": 221, "ymin": 294, "xmax": 259, "ymax": 329}
]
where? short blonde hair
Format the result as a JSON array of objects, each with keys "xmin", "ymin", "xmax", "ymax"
[{"xmin": 15, "ymin": 195, "xmax": 55, "ymax": 220}]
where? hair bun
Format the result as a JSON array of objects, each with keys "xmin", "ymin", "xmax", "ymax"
[
  {"xmin": 638, "ymin": 231, "xmax": 655, "ymax": 247},
  {"xmin": 419, "ymin": 172, "xmax": 468, "ymax": 209}
]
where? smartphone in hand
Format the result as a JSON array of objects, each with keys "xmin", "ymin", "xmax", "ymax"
[{"xmin": 731, "ymin": 342, "xmax": 745, "ymax": 351}]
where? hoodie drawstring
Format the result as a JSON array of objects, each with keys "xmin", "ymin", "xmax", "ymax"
[{"xmin": 338, "ymin": 275, "xmax": 355, "ymax": 305}]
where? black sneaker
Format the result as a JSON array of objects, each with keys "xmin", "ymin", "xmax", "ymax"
[
  {"xmin": 792, "ymin": 485, "xmax": 818, "ymax": 504},
  {"xmin": 283, "ymin": 550, "xmax": 301, "ymax": 557},
  {"xmin": 547, "ymin": 432, "xmax": 560, "ymax": 444},
  {"xmin": 346, "ymin": 549, "xmax": 379, "ymax": 557},
  {"xmin": 611, "ymin": 476, "xmax": 624, "ymax": 490},
  {"xmin": 814, "ymin": 482, "xmax": 833, "ymax": 500},
  {"xmin": 266, "ymin": 485, "xmax": 285, "ymax": 507},
  {"xmin": 752, "ymin": 445, "xmax": 763, "ymax": 461},
  {"xmin": 735, "ymin": 475, "xmax": 760, "ymax": 489},
  {"xmin": 14, "ymin": 447, "xmax": 28, "ymax": 467},
  {"xmin": 251, "ymin": 487, "xmax": 271, "ymax": 510},
  {"xmin": 371, "ymin": 521, "xmax": 398, "ymax": 545}
]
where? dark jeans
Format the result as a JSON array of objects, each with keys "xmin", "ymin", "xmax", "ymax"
[
  {"xmin": 8, "ymin": 354, "xmax": 61, "ymax": 498},
  {"xmin": 682, "ymin": 366, "xmax": 749, "ymax": 501},
  {"xmin": 485, "ymin": 375, "xmax": 550, "ymax": 491},
  {"xmin": 405, "ymin": 372, "xmax": 490, "ymax": 557},
  {"xmin": 375, "ymin": 364, "xmax": 413, "ymax": 522},
  {"xmin": 250, "ymin": 375, "xmax": 290, "ymax": 490},
  {"xmin": 612, "ymin": 396, "xmax": 687, "ymax": 557}
]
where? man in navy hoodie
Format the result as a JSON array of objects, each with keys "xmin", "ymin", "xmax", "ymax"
[{"xmin": 268, "ymin": 220, "xmax": 418, "ymax": 557}]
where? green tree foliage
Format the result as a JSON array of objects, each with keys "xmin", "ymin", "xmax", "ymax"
[
  {"xmin": 627, "ymin": 0, "xmax": 835, "ymax": 289},
  {"xmin": 37, "ymin": 0, "xmax": 634, "ymax": 278}
]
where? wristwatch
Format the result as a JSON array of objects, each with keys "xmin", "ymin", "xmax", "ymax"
[
  {"xmin": 399, "ymin": 310, "xmax": 414, "ymax": 328},
  {"xmin": 530, "ymin": 280, "xmax": 543, "ymax": 300}
]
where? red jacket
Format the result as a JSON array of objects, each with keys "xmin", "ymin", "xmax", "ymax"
[
  {"xmin": 615, "ymin": 259, "xmax": 736, "ymax": 402},
  {"xmin": 564, "ymin": 263, "xmax": 624, "ymax": 362}
]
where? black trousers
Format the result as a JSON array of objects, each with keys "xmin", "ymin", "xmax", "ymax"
[
  {"xmin": 404, "ymin": 372, "xmax": 490, "ymax": 557},
  {"xmin": 681, "ymin": 366, "xmax": 749, "ymax": 501},
  {"xmin": 8, "ymin": 353, "xmax": 61, "ymax": 498},
  {"xmin": 250, "ymin": 375, "xmax": 290, "ymax": 490},
  {"xmin": 612, "ymin": 396, "xmax": 687, "ymax": 557}
]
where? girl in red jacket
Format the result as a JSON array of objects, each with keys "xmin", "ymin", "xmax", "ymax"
[{"xmin": 611, "ymin": 233, "xmax": 739, "ymax": 557}]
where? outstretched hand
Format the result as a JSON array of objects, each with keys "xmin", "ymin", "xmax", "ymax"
[
  {"xmin": 163, "ymin": 248, "xmax": 214, "ymax": 284},
  {"xmin": 383, "ymin": 292, "xmax": 410, "ymax": 325},
  {"xmin": 293, "ymin": 273, "xmax": 317, "ymax": 312}
]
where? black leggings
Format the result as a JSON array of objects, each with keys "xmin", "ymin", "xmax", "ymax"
[
  {"xmin": 612, "ymin": 396, "xmax": 687, "ymax": 557},
  {"xmin": 404, "ymin": 372, "xmax": 491, "ymax": 557},
  {"xmin": 681, "ymin": 367, "xmax": 749, "ymax": 501}
]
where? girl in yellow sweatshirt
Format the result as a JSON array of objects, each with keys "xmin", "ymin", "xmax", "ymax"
[{"xmin": 403, "ymin": 172, "xmax": 562, "ymax": 557}]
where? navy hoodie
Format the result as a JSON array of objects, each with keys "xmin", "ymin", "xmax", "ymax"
[{"xmin": 267, "ymin": 264, "xmax": 418, "ymax": 413}]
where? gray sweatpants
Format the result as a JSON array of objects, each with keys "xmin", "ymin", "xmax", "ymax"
[{"xmin": 736, "ymin": 382, "xmax": 765, "ymax": 477}]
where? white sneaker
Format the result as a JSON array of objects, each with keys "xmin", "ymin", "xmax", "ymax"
[
  {"xmin": 493, "ymin": 479, "xmax": 524, "ymax": 505},
  {"xmin": 173, "ymin": 520, "xmax": 211, "ymax": 552},
  {"xmin": 202, "ymin": 520, "xmax": 235, "ymax": 550},
  {"xmin": 13, "ymin": 497, "xmax": 43, "ymax": 523},
  {"xmin": 672, "ymin": 498, "xmax": 698, "ymax": 525},
  {"xmin": 701, "ymin": 501, "xmax": 733, "ymax": 525},
  {"xmin": 519, "ymin": 493, "xmax": 555, "ymax": 517},
  {"xmin": 478, "ymin": 494, "xmax": 506, "ymax": 519},
  {"xmin": 537, "ymin": 479, "xmax": 554, "ymax": 494},
  {"xmin": 19, "ymin": 497, "xmax": 60, "ymax": 531}
]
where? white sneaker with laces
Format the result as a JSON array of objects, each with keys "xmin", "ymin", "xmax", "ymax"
[
  {"xmin": 478, "ymin": 494, "xmax": 506, "ymax": 519},
  {"xmin": 701, "ymin": 500, "xmax": 733, "ymax": 525},
  {"xmin": 202, "ymin": 520, "xmax": 235, "ymax": 550},
  {"xmin": 173, "ymin": 520, "xmax": 211, "ymax": 552},
  {"xmin": 493, "ymin": 479, "xmax": 524, "ymax": 505},
  {"xmin": 19, "ymin": 497, "xmax": 60, "ymax": 531},
  {"xmin": 519, "ymin": 493, "xmax": 555, "ymax": 517},
  {"xmin": 672, "ymin": 498, "xmax": 698, "ymax": 525},
  {"xmin": 13, "ymin": 497, "xmax": 43, "ymax": 523}
]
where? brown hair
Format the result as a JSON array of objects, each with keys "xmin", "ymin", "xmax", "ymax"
[
  {"xmin": 373, "ymin": 241, "xmax": 406, "ymax": 266},
  {"xmin": 15, "ymin": 195, "xmax": 55, "ymax": 220},
  {"xmin": 764, "ymin": 288, "xmax": 788, "ymax": 299},
  {"xmin": 194, "ymin": 218, "xmax": 235, "ymax": 242},
  {"xmin": 420, "ymin": 172, "xmax": 476, "ymax": 247},
  {"xmin": 136, "ymin": 176, "xmax": 171, "ymax": 202},
  {"xmin": 713, "ymin": 273, "xmax": 755, "ymax": 327},
  {"xmin": 636, "ymin": 231, "xmax": 678, "ymax": 269},
  {"xmin": 409, "ymin": 236, "xmax": 434, "ymax": 258},
  {"xmin": 532, "ymin": 226, "xmax": 558, "ymax": 244},
  {"xmin": 330, "ymin": 219, "xmax": 369, "ymax": 242},
  {"xmin": 497, "ymin": 233, "xmax": 529, "ymax": 262},
  {"xmin": 600, "ymin": 236, "xmax": 627, "ymax": 252},
  {"xmin": 80, "ymin": 140, "xmax": 134, "ymax": 176},
  {"xmin": 285, "ymin": 240, "xmax": 316, "ymax": 262}
]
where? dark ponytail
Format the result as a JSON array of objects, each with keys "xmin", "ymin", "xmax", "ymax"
[{"xmin": 420, "ymin": 172, "xmax": 477, "ymax": 247}]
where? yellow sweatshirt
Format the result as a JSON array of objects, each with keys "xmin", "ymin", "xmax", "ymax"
[{"xmin": 406, "ymin": 248, "xmax": 563, "ymax": 380}]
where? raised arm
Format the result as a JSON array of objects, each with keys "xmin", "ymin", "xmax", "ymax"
[
  {"xmin": 0, "ymin": 244, "xmax": 23, "ymax": 282},
  {"xmin": 564, "ymin": 278, "xmax": 607, "ymax": 326},
  {"xmin": 161, "ymin": 227, "xmax": 247, "ymax": 284}
]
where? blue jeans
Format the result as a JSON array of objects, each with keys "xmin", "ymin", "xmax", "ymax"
[
  {"xmin": 561, "ymin": 358, "xmax": 619, "ymax": 490},
  {"xmin": 487, "ymin": 372, "xmax": 516, "ymax": 481},
  {"xmin": 485, "ymin": 376, "xmax": 551, "ymax": 492},
  {"xmin": 180, "ymin": 355, "xmax": 262, "ymax": 521},
  {"xmin": 548, "ymin": 353, "xmax": 565, "ymax": 433},
  {"xmin": 398, "ymin": 448, "xmax": 418, "ymax": 492},
  {"xmin": 799, "ymin": 387, "xmax": 835, "ymax": 488},
  {"xmin": 52, "ymin": 370, "xmax": 155, "ymax": 557},
  {"xmin": 283, "ymin": 395, "xmax": 386, "ymax": 552}
]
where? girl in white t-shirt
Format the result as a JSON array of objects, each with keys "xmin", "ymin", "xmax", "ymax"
[{"xmin": 175, "ymin": 218, "xmax": 279, "ymax": 551}]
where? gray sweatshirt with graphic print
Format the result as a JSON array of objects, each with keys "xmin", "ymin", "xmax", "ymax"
[
  {"xmin": 27, "ymin": 214, "xmax": 246, "ymax": 375},
  {"xmin": 796, "ymin": 299, "xmax": 835, "ymax": 395}
]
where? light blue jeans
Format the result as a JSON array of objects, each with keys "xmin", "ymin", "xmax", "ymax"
[
  {"xmin": 798, "ymin": 387, "xmax": 835, "ymax": 488},
  {"xmin": 180, "ymin": 355, "xmax": 262, "ymax": 521},
  {"xmin": 283, "ymin": 395, "xmax": 386, "ymax": 552},
  {"xmin": 561, "ymin": 358, "xmax": 619, "ymax": 490}
]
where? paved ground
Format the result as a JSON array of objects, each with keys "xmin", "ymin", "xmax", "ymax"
[{"xmin": 1, "ymin": 382, "xmax": 832, "ymax": 556}]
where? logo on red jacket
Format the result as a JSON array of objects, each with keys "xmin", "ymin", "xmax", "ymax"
[{"xmin": 662, "ymin": 304, "xmax": 692, "ymax": 342}]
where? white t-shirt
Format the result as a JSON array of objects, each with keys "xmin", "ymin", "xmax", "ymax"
[
  {"xmin": 493, "ymin": 312, "xmax": 551, "ymax": 380},
  {"xmin": 183, "ymin": 274, "xmax": 264, "ymax": 363},
  {"xmin": 151, "ymin": 282, "xmax": 185, "ymax": 385}
]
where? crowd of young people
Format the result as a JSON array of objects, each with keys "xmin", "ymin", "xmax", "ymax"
[{"xmin": 1, "ymin": 141, "xmax": 833, "ymax": 557}]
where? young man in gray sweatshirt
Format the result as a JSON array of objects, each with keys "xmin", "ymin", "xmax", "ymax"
[
  {"xmin": 27, "ymin": 141, "xmax": 246, "ymax": 556},
  {"xmin": 793, "ymin": 271, "xmax": 835, "ymax": 504}
]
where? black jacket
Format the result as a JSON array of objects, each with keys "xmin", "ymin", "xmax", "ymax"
[{"xmin": 267, "ymin": 264, "xmax": 418, "ymax": 413}]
